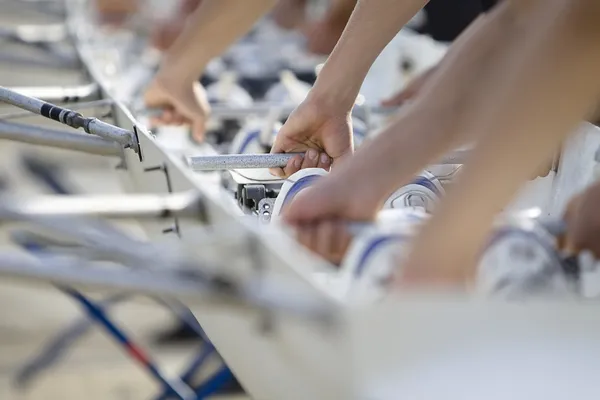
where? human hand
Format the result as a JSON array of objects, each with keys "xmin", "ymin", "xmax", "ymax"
[
  {"xmin": 282, "ymin": 170, "xmax": 384, "ymax": 265},
  {"xmin": 144, "ymin": 75, "xmax": 210, "ymax": 142},
  {"xmin": 270, "ymin": 96, "xmax": 353, "ymax": 178},
  {"xmin": 381, "ymin": 66, "xmax": 437, "ymax": 107},
  {"xmin": 563, "ymin": 182, "xmax": 600, "ymax": 258}
]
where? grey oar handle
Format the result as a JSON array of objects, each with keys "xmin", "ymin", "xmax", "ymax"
[
  {"xmin": 188, "ymin": 153, "xmax": 303, "ymax": 171},
  {"xmin": 187, "ymin": 148, "xmax": 470, "ymax": 171}
]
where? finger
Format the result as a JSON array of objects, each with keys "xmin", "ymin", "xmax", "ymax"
[
  {"xmin": 268, "ymin": 138, "xmax": 287, "ymax": 178},
  {"xmin": 316, "ymin": 221, "xmax": 350, "ymax": 265},
  {"xmin": 269, "ymin": 138, "xmax": 298, "ymax": 177},
  {"xmin": 160, "ymin": 109, "xmax": 176, "ymax": 125},
  {"xmin": 171, "ymin": 112, "xmax": 188, "ymax": 125},
  {"xmin": 296, "ymin": 224, "xmax": 314, "ymax": 250},
  {"xmin": 149, "ymin": 115, "xmax": 161, "ymax": 127},
  {"xmin": 148, "ymin": 107, "xmax": 172, "ymax": 126},
  {"xmin": 315, "ymin": 221, "xmax": 336, "ymax": 262},
  {"xmin": 331, "ymin": 220, "xmax": 352, "ymax": 263},
  {"xmin": 269, "ymin": 133, "xmax": 289, "ymax": 155},
  {"xmin": 269, "ymin": 167, "xmax": 285, "ymax": 178},
  {"xmin": 191, "ymin": 120, "xmax": 206, "ymax": 143},
  {"xmin": 306, "ymin": 224, "xmax": 321, "ymax": 255},
  {"xmin": 300, "ymin": 148, "xmax": 320, "ymax": 170},
  {"xmin": 281, "ymin": 154, "xmax": 304, "ymax": 178},
  {"xmin": 317, "ymin": 152, "xmax": 332, "ymax": 171}
]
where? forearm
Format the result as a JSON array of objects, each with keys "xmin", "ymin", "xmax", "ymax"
[
  {"xmin": 327, "ymin": 0, "xmax": 357, "ymax": 22},
  {"xmin": 311, "ymin": 0, "xmax": 429, "ymax": 111},
  {"xmin": 329, "ymin": 2, "xmax": 515, "ymax": 206},
  {"xmin": 409, "ymin": 0, "xmax": 600, "ymax": 281},
  {"xmin": 158, "ymin": 0, "xmax": 277, "ymax": 82}
]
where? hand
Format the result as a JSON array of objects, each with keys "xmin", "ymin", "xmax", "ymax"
[
  {"xmin": 144, "ymin": 75, "xmax": 210, "ymax": 142},
  {"xmin": 381, "ymin": 66, "xmax": 437, "ymax": 107},
  {"xmin": 282, "ymin": 169, "xmax": 383, "ymax": 265},
  {"xmin": 270, "ymin": 96, "xmax": 353, "ymax": 178},
  {"xmin": 563, "ymin": 183, "xmax": 600, "ymax": 258}
]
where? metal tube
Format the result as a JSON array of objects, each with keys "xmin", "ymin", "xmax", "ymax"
[
  {"xmin": 0, "ymin": 53, "xmax": 78, "ymax": 70},
  {"xmin": 6, "ymin": 83, "xmax": 99, "ymax": 102},
  {"xmin": 0, "ymin": 86, "xmax": 135, "ymax": 147},
  {"xmin": 0, "ymin": 99, "xmax": 114, "ymax": 120},
  {"xmin": 0, "ymin": 252, "xmax": 337, "ymax": 324},
  {"xmin": 188, "ymin": 149, "xmax": 469, "ymax": 171},
  {"xmin": 0, "ymin": 24, "xmax": 67, "ymax": 44},
  {"xmin": 0, "ymin": 121, "xmax": 121, "ymax": 156},
  {"xmin": 0, "ymin": 191, "xmax": 203, "ymax": 220},
  {"xmin": 0, "ymin": 85, "xmax": 48, "ymax": 115},
  {"xmin": 188, "ymin": 153, "xmax": 302, "ymax": 171}
]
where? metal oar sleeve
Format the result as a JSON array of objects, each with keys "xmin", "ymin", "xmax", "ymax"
[
  {"xmin": 0, "ymin": 86, "xmax": 133, "ymax": 147},
  {"xmin": 188, "ymin": 153, "xmax": 303, "ymax": 171},
  {"xmin": 0, "ymin": 121, "xmax": 120, "ymax": 156}
]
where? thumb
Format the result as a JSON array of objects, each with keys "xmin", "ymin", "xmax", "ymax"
[
  {"xmin": 331, "ymin": 146, "xmax": 354, "ymax": 168},
  {"xmin": 191, "ymin": 118, "xmax": 206, "ymax": 143},
  {"xmin": 270, "ymin": 116, "xmax": 306, "ymax": 176},
  {"xmin": 269, "ymin": 135, "xmax": 287, "ymax": 177}
]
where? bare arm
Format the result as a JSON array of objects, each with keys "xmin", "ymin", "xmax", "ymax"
[
  {"xmin": 310, "ymin": 0, "xmax": 429, "ymax": 111},
  {"xmin": 144, "ymin": 0, "xmax": 276, "ymax": 141},
  {"xmin": 402, "ymin": 0, "xmax": 600, "ymax": 284},
  {"xmin": 317, "ymin": 1, "xmax": 516, "ymax": 211},
  {"xmin": 157, "ymin": 0, "xmax": 278, "ymax": 82}
]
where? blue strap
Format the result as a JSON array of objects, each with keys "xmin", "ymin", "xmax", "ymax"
[
  {"xmin": 238, "ymin": 130, "xmax": 259, "ymax": 153},
  {"xmin": 411, "ymin": 176, "xmax": 440, "ymax": 196},
  {"xmin": 354, "ymin": 234, "xmax": 406, "ymax": 278},
  {"xmin": 281, "ymin": 174, "xmax": 322, "ymax": 207}
]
